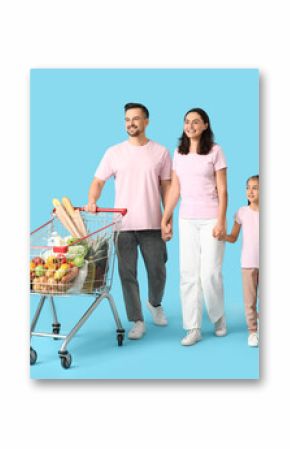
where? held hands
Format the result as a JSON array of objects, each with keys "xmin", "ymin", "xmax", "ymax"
[
  {"xmin": 212, "ymin": 222, "xmax": 226, "ymax": 240},
  {"xmin": 161, "ymin": 217, "xmax": 173, "ymax": 241}
]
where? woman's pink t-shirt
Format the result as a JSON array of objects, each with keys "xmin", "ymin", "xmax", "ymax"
[
  {"xmin": 95, "ymin": 140, "xmax": 171, "ymax": 231},
  {"xmin": 172, "ymin": 144, "xmax": 227, "ymax": 219},
  {"xmin": 235, "ymin": 206, "xmax": 259, "ymax": 268}
]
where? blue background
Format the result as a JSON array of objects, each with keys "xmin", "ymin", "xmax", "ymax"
[{"xmin": 30, "ymin": 69, "xmax": 259, "ymax": 379}]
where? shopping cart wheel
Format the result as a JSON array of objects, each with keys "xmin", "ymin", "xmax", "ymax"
[
  {"xmin": 30, "ymin": 347, "xmax": 37, "ymax": 365},
  {"xmin": 59, "ymin": 351, "xmax": 72, "ymax": 369},
  {"xmin": 52, "ymin": 323, "xmax": 61, "ymax": 340},
  {"xmin": 117, "ymin": 333, "xmax": 124, "ymax": 347}
]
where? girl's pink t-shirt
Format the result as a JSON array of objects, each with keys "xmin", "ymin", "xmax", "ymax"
[
  {"xmin": 95, "ymin": 140, "xmax": 171, "ymax": 231},
  {"xmin": 235, "ymin": 206, "xmax": 259, "ymax": 268},
  {"xmin": 172, "ymin": 144, "xmax": 227, "ymax": 219}
]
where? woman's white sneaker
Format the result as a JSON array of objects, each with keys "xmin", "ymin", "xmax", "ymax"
[
  {"xmin": 248, "ymin": 332, "xmax": 259, "ymax": 347},
  {"xmin": 181, "ymin": 329, "xmax": 202, "ymax": 346},
  {"xmin": 128, "ymin": 321, "xmax": 146, "ymax": 340}
]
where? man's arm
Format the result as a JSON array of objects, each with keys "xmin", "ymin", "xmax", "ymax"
[
  {"xmin": 160, "ymin": 179, "xmax": 171, "ymax": 209},
  {"xmin": 161, "ymin": 173, "xmax": 180, "ymax": 241},
  {"xmin": 86, "ymin": 177, "xmax": 105, "ymax": 212}
]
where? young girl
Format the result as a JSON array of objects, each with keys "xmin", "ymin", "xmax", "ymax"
[{"xmin": 224, "ymin": 175, "xmax": 259, "ymax": 347}]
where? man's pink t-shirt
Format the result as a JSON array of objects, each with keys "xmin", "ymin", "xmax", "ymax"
[
  {"xmin": 172, "ymin": 144, "xmax": 227, "ymax": 219},
  {"xmin": 95, "ymin": 140, "xmax": 171, "ymax": 231},
  {"xmin": 235, "ymin": 206, "xmax": 259, "ymax": 268}
]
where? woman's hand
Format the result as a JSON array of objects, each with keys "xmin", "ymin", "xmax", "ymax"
[
  {"xmin": 212, "ymin": 222, "xmax": 226, "ymax": 240},
  {"xmin": 161, "ymin": 218, "xmax": 173, "ymax": 241}
]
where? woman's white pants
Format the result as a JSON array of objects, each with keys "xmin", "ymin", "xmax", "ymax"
[{"xmin": 179, "ymin": 218, "xmax": 225, "ymax": 330}]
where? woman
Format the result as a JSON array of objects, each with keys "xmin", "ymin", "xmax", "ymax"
[{"xmin": 161, "ymin": 108, "xmax": 228, "ymax": 345}]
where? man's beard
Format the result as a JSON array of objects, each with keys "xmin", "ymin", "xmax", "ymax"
[{"xmin": 127, "ymin": 127, "xmax": 141, "ymax": 137}]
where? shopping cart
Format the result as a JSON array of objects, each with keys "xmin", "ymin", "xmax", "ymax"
[{"xmin": 30, "ymin": 207, "xmax": 127, "ymax": 369}]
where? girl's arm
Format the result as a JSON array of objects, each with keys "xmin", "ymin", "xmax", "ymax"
[
  {"xmin": 161, "ymin": 171, "xmax": 180, "ymax": 240},
  {"xmin": 225, "ymin": 221, "xmax": 241, "ymax": 243},
  {"xmin": 213, "ymin": 168, "xmax": 228, "ymax": 239}
]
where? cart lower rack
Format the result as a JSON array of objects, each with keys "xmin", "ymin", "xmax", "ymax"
[{"xmin": 30, "ymin": 207, "xmax": 127, "ymax": 369}]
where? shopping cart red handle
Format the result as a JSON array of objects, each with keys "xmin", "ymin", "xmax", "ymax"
[{"xmin": 78, "ymin": 207, "xmax": 127, "ymax": 216}]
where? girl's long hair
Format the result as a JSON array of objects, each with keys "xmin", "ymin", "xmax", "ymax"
[{"xmin": 178, "ymin": 108, "xmax": 214, "ymax": 155}]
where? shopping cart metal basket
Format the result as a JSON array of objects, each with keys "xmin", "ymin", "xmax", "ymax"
[{"xmin": 30, "ymin": 207, "xmax": 127, "ymax": 369}]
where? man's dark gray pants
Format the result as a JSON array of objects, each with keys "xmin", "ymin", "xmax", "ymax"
[{"xmin": 117, "ymin": 230, "xmax": 167, "ymax": 322}]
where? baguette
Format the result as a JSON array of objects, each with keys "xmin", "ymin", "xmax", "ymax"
[
  {"xmin": 52, "ymin": 198, "xmax": 82, "ymax": 238},
  {"xmin": 62, "ymin": 197, "xmax": 88, "ymax": 237}
]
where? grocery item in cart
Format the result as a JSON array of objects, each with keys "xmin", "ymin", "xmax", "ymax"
[
  {"xmin": 52, "ymin": 198, "xmax": 82, "ymax": 238},
  {"xmin": 67, "ymin": 261, "xmax": 88, "ymax": 293},
  {"xmin": 30, "ymin": 253, "xmax": 80, "ymax": 294},
  {"xmin": 81, "ymin": 234, "xmax": 109, "ymax": 292},
  {"xmin": 30, "ymin": 232, "xmax": 109, "ymax": 294},
  {"xmin": 62, "ymin": 197, "xmax": 87, "ymax": 237},
  {"xmin": 30, "ymin": 205, "xmax": 127, "ymax": 296},
  {"xmin": 30, "ymin": 206, "xmax": 127, "ymax": 369},
  {"xmin": 81, "ymin": 254, "xmax": 96, "ymax": 293}
]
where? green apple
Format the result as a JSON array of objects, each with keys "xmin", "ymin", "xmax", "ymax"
[
  {"xmin": 73, "ymin": 255, "xmax": 85, "ymax": 268},
  {"xmin": 66, "ymin": 236, "xmax": 78, "ymax": 245},
  {"xmin": 35, "ymin": 264, "xmax": 46, "ymax": 277}
]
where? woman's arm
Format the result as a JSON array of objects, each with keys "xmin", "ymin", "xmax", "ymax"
[{"xmin": 213, "ymin": 168, "xmax": 228, "ymax": 239}]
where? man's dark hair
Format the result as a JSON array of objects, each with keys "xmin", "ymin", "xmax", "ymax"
[{"xmin": 124, "ymin": 103, "xmax": 149, "ymax": 118}]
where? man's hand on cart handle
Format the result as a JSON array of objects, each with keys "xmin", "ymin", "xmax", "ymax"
[
  {"xmin": 83, "ymin": 204, "xmax": 127, "ymax": 216},
  {"xmin": 84, "ymin": 202, "xmax": 97, "ymax": 213}
]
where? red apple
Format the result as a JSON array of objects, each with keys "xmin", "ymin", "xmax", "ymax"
[
  {"xmin": 32, "ymin": 256, "xmax": 45, "ymax": 266},
  {"xmin": 56, "ymin": 254, "xmax": 67, "ymax": 264}
]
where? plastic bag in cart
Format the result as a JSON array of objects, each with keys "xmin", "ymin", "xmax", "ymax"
[{"xmin": 67, "ymin": 260, "xmax": 88, "ymax": 294}]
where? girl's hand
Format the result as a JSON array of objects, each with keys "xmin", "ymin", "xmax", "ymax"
[
  {"xmin": 212, "ymin": 222, "xmax": 226, "ymax": 240},
  {"xmin": 161, "ymin": 219, "xmax": 173, "ymax": 241}
]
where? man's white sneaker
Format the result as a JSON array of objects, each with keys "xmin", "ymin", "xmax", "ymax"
[
  {"xmin": 128, "ymin": 321, "xmax": 146, "ymax": 340},
  {"xmin": 248, "ymin": 332, "xmax": 259, "ymax": 347},
  {"xmin": 147, "ymin": 301, "xmax": 168, "ymax": 326},
  {"xmin": 181, "ymin": 329, "xmax": 202, "ymax": 346},
  {"xmin": 214, "ymin": 315, "xmax": 227, "ymax": 337}
]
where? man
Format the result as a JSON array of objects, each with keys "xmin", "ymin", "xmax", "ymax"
[{"xmin": 86, "ymin": 103, "xmax": 171, "ymax": 339}]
